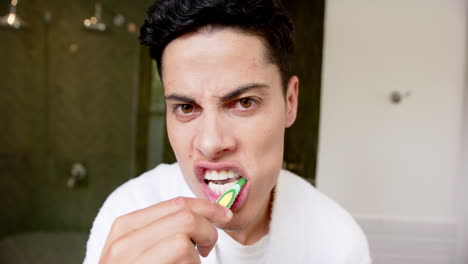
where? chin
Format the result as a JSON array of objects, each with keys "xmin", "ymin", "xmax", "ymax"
[{"xmin": 217, "ymin": 214, "xmax": 252, "ymax": 232}]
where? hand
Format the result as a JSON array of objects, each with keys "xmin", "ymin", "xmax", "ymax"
[{"xmin": 99, "ymin": 197, "xmax": 233, "ymax": 264}]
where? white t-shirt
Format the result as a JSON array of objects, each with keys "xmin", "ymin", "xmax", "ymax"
[{"xmin": 213, "ymin": 231, "xmax": 269, "ymax": 264}]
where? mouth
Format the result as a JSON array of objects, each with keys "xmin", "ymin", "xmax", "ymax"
[
  {"xmin": 194, "ymin": 161, "xmax": 249, "ymax": 211},
  {"xmin": 204, "ymin": 170, "xmax": 242, "ymax": 195}
]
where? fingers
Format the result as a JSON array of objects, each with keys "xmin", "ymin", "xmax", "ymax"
[
  {"xmin": 134, "ymin": 234, "xmax": 201, "ymax": 264},
  {"xmin": 144, "ymin": 207, "xmax": 221, "ymax": 257},
  {"xmin": 109, "ymin": 197, "xmax": 231, "ymax": 240},
  {"xmin": 174, "ymin": 197, "xmax": 234, "ymax": 228},
  {"xmin": 100, "ymin": 197, "xmax": 232, "ymax": 263},
  {"xmin": 110, "ymin": 207, "xmax": 219, "ymax": 261}
]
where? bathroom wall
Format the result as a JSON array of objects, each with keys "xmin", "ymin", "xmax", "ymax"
[
  {"xmin": 457, "ymin": 69, "xmax": 468, "ymax": 264},
  {"xmin": 0, "ymin": 0, "xmax": 153, "ymax": 238},
  {"xmin": 317, "ymin": 0, "xmax": 466, "ymax": 263}
]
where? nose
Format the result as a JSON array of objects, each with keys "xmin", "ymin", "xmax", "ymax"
[{"xmin": 194, "ymin": 113, "xmax": 235, "ymax": 160}]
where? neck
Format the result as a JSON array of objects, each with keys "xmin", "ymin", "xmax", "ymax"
[{"xmin": 226, "ymin": 187, "xmax": 275, "ymax": 245}]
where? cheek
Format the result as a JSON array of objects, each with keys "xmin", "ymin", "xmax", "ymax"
[
  {"xmin": 251, "ymin": 122, "xmax": 283, "ymax": 152},
  {"xmin": 240, "ymin": 107, "xmax": 286, "ymax": 176},
  {"xmin": 255, "ymin": 123, "xmax": 285, "ymax": 172},
  {"xmin": 167, "ymin": 118, "xmax": 204, "ymax": 194},
  {"xmin": 167, "ymin": 118, "xmax": 192, "ymax": 160}
]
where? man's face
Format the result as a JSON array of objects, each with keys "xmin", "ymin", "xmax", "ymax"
[{"xmin": 162, "ymin": 27, "xmax": 298, "ymax": 231}]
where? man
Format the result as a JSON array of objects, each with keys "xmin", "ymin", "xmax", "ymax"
[{"xmin": 84, "ymin": 0, "xmax": 371, "ymax": 263}]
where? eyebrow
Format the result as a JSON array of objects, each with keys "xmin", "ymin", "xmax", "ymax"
[
  {"xmin": 164, "ymin": 94, "xmax": 196, "ymax": 104},
  {"xmin": 164, "ymin": 83, "xmax": 269, "ymax": 105},
  {"xmin": 220, "ymin": 83, "xmax": 269, "ymax": 102}
]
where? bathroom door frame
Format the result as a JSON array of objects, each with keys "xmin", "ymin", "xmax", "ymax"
[{"xmin": 456, "ymin": 32, "xmax": 468, "ymax": 264}]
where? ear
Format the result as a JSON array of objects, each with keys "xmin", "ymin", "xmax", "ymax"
[{"xmin": 285, "ymin": 75, "xmax": 299, "ymax": 128}]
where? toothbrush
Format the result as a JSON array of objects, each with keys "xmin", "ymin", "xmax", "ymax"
[
  {"xmin": 216, "ymin": 177, "xmax": 247, "ymax": 208},
  {"xmin": 193, "ymin": 177, "xmax": 247, "ymax": 247}
]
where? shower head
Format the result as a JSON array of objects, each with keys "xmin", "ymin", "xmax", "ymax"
[
  {"xmin": 83, "ymin": 3, "xmax": 107, "ymax": 32},
  {"xmin": 83, "ymin": 19, "xmax": 106, "ymax": 32},
  {"xmin": 0, "ymin": 0, "xmax": 27, "ymax": 30},
  {"xmin": 0, "ymin": 13, "xmax": 26, "ymax": 29}
]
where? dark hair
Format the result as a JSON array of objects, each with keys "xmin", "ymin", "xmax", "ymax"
[{"xmin": 139, "ymin": 0, "xmax": 295, "ymax": 88}]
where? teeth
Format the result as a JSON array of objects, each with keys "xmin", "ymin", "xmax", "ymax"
[
  {"xmin": 219, "ymin": 170, "xmax": 228, "ymax": 180},
  {"xmin": 204, "ymin": 170, "xmax": 239, "ymax": 180},
  {"xmin": 225, "ymin": 181, "xmax": 235, "ymax": 190},
  {"xmin": 207, "ymin": 179, "xmax": 237, "ymax": 195},
  {"xmin": 203, "ymin": 169, "xmax": 241, "ymax": 195},
  {"xmin": 211, "ymin": 171, "xmax": 219, "ymax": 180},
  {"xmin": 208, "ymin": 181, "xmax": 236, "ymax": 195},
  {"xmin": 227, "ymin": 171, "xmax": 236, "ymax": 179}
]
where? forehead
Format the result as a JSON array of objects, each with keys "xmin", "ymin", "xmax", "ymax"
[{"xmin": 160, "ymin": 27, "xmax": 280, "ymax": 92}]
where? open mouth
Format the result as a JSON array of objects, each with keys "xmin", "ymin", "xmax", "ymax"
[
  {"xmin": 204, "ymin": 170, "xmax": 242, "ymax": 195},
  {"xmin": 194, "ymin": 162, "xmax": 249, "ymax": 211}
]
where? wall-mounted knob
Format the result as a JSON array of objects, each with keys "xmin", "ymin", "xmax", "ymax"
[
  {"xmin": 67, "ymin": 163, "xmax": 87, "ymax": 188},
  {"xmin": 390, "ymin": 91, "xmax": 411, "ymax": 104}
]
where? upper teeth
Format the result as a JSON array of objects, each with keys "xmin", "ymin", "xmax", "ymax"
[{"xmin": 204, "ymin": 170, "xmax": 239, "ymax": 180}]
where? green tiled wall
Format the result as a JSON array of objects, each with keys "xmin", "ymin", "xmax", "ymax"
[{"xmin": 0, "ymin": 0, "xmax": 153, "ymax": 238}]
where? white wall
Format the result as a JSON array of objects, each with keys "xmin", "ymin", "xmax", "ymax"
[
  {"xmin": 317, "ymin": 0, "xmax": 467, "ymax": 263},
  {"xmin": 457, "ymin": 53, "xmax": 468, "ymax": 264}
]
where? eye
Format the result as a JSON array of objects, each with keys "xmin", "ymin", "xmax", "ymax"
[
  {"xmin": 179, "ymin": 104, "xmax": 193, "ymax": 114},
  {"xmin": 239, "ymin": 98, "xmax": 253, "ymax": 108}
]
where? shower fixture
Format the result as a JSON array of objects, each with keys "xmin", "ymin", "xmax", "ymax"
[
  {"xmin": 67, "ymin": 163, "xmax": 87, "ymax": 188},
  {"xmin": 83, "ymin": 2, "xmax": 106, "ymax": 32},
  {"xmin": 0, "ymin": 0, "xmax": 27, "ymax": 29}
]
